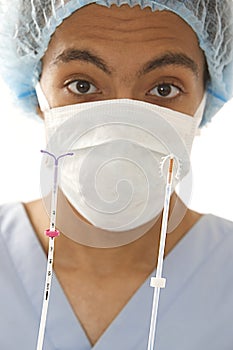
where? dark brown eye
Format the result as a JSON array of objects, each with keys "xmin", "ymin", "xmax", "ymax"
[
  {"xmin": 149, "ymin": 83, "xmax": 181, "ymax": 98},
  {"xmin": 67, "ymin": 80, "xmax": 98, "ymax": 94},
  {"xmin": 157, "ymin": 84, "xmax": 172, "ymax": 97}
]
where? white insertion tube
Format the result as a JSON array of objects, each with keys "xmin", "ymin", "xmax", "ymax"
[
  {"xmin": 147, "ymin": 155, "xmax": 175, "ymax": 350},
  {"xmin": 36, "ymin": 236, "xmax": 56, "ymax": 350},
  {"xmin": 36, "ymin": 151, "xmax": 73, "ymax": 350}
]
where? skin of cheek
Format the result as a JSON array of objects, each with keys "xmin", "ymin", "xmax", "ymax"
[{"xmin": 37, "ymin": 105, "xmax": 44, "ymax": 119}]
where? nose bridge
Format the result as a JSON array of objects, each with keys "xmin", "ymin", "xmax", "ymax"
[
  {"xmin": 111, "ymin": 74, "xmax": 136, "ymax": 100},
  {"xmin": 114, "ymin": 89, "xmax": 135, "ymax": 100}
]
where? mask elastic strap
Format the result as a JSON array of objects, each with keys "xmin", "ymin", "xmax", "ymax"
[
  {"xmin": 192, "ymin": 92, "xmax": 207, "ymax": 136},
  {"xmin": 35, "ymin": 81, "xmax": 51, "ymax": 113},
  {"xmin": 194, "ymin": 92, "xmax": 207, "ymax": 125}
]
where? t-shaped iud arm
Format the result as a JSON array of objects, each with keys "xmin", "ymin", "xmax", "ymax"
[{"xmin": 40, "ymin": 150, "xmax": 74, "ymax": 231}]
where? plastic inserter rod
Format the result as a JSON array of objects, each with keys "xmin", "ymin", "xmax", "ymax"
[
  {"xmin": 36, "ymin": 150, "xmax": 73, "ymax": 350},
  {"xmin": 147, "ymin": 155, "xmax": 176, "ymax": 350}
]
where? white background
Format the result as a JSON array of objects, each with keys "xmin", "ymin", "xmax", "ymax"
[{"xmin": 0, "ymin": 77, "xmax": 233, "ymax": 222}]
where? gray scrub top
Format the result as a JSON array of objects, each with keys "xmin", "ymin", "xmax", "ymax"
[{"xmin": 1, "ymin": 202, "xmax": 233, "ymax": 349}]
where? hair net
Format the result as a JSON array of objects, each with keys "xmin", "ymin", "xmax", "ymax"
[{"xmin": 0, "ymin": 0, "xmax": 233, "ymax": 126}]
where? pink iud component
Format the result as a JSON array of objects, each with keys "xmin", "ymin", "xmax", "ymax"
[
  {"xmin": 36, "ymin": 150, "xmax": 73, "ymax": 350},
  {"xmin": 44, "ymin": 229, "xmax": 60, "ymax": 238}
]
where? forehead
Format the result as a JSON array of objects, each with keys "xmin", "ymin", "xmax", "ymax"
[{"xmin": 43, "ymin": 4, "xmax": 204, "ymax": 70}]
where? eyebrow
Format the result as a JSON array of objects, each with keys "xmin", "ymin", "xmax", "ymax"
[
  {"xmin": 138, "ymin": 52, "xmax": 199, "ymax": 78},
  {"xmin": 53, "ymin": 49, "xmax": 112, "ymax": 74},
  {"xmin": 53, "ymin": 49, "xmax": 199, "ymax": 78}
]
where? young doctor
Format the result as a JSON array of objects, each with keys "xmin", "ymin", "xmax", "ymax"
[{"xmin": 0, "ymin": 1, "xmax": 233, "ymax": 349}]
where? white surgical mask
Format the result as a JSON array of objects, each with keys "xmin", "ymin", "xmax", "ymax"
[{"xmin": 37, "ymin": 83, "xmax": 206, "ymax": 232}]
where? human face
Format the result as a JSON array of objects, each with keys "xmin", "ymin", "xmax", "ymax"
[{"xmin": 40, "ymin": 4, "xmax": 206, "ymax": 116}]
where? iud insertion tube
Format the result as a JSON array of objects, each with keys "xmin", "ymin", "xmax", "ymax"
[{"xmin": 36, "ymin": 151, "xmax": 73, "ymax": 350}]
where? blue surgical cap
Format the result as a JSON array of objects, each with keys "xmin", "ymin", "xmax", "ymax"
[{"xmin": 0, "ymin": 0, "xmax": 233, "ymax": 126}]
